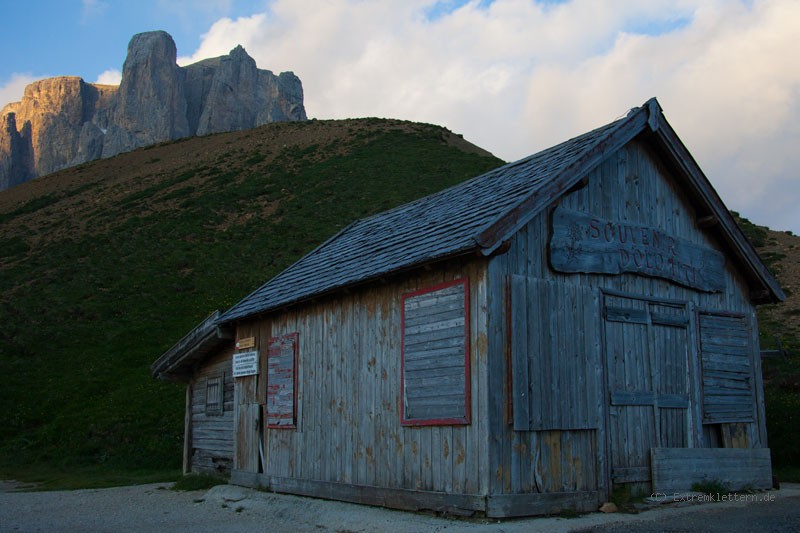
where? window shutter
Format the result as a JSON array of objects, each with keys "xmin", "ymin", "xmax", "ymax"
[
  {"xmin": 205, "ymin": 376, "xmax": 223, "ymax": 416},
  {"xmin": 699, "ymin": 313, "xmax": 755, "ymax": 423},
  {"xmin": 402, "ymin": 279, "xmax": 470, "ymax": 425}
]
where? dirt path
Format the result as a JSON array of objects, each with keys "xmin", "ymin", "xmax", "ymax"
[{"xmin": 1, "ymin": 482, "xmax": 798, "ymax": 532}]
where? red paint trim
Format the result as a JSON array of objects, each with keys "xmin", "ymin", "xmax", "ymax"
[
  {"xmin": 266, "ymin": 332, "xmax": 298, "ymax": 429},
  {"xmin": 400, "ymin": 277, "xmax": 471, "ymax": 427}
]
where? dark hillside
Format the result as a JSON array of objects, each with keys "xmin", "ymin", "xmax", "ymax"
[
  {"xmin": 734, "ymin": 214, "xmax": 800, "ymax": 476},
  {"xmin": 0, "ymin": 118, "xmax": 502, "ymax": 481}
]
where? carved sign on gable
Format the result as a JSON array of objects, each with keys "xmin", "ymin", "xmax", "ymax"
[{"xmin": 550, "ymin": 206, "xmax": 725, "ymax": 292}]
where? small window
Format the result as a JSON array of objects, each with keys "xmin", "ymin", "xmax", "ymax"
[
  {"xmin": 266, "ymin": 333, "xmax": 298, "ymax": 428},
  {"xmin": 401, "ymin": 278, "xmax": 470, "ymax": 426},
  {"xmin": 205, "ymin": 375, "xmax": 223, "ymax": 416}
]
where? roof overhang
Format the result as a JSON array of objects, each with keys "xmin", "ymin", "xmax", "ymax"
[{"xmin": 151, "ymin": 310, "xmax": 234, "ymax": 382}]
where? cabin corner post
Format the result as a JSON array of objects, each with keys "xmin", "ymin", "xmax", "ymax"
[
  {"xmin": 750, "ymin": 309, "xmax": 769, "ymax": 448},
  {"xmin": 183, "ymin": 382, "xmax": 192, "ymax": 474},
  {"xmin": 685, "ymin": 301, "xmax": 704, "ymax": 449},
  {"xmin": 485, "ymin": 257, "xmax": 511, "ymax": 497},
  {"xmin": 596, "ymin": 288, "xmax": 611, "ymax": 499}
]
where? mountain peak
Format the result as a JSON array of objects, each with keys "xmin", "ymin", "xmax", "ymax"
[{"xmin": 0, "ymin": 31, "xmax": 307, "ymax": 191}]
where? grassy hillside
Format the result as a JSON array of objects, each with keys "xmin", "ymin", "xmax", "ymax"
[
  {"xmin": 733, "ymin": 214, "xmax": 800, "ymax": 479},
  {"xmin": 0, "ymin": 118, "xmax": 502, "ymax": 485}
]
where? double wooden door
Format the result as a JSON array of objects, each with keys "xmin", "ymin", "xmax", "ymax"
[{"xmin": 603, "ymin": 293, "xmax": 693, "ymax": 488}]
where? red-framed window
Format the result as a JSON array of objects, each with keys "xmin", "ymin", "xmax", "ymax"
[
  {"xmin": 401, "ymin": 278, "xmax": 471, "ymax": 426},
  {"xmin": 266, "ymin": 332, "xmax": 298, "ymax": 428}
]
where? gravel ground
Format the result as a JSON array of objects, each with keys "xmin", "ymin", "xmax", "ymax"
[{"xmin": 1, "ymin": 482, "xmax": 798, "ymax": 533}]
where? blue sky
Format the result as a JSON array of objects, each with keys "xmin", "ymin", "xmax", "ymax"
[
  {"xmin": 0, "ymin": 1, "xmax": 263, "ymax": 82},
  {"xmin": 2, "ymin": 0, "xmax": 799, "ymax": 233}
]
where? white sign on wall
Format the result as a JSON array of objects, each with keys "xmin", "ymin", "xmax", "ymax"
[{"xmin": 233, "ymin": 350, "xmax": 259, "ymax": 378}]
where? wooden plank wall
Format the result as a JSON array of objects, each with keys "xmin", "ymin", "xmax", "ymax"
[
  {"xmin": 486, "ymin": 138, "xmax": 767, "ymax": 497},
  {"xmin": 190, "ymin": 347, "xmax": 235, "ymax": 475},
  {"xmin": 651, "ymin": 447, "xmax": 772, "ymax": 492},
  {"xmin": 235, "ymin": 259, "xmax": 490, "ymax": 496},
  {"xmin": 510, "ymin": 276, "xmax": 599, "ymax": 431},
  {"xmin": 487, "ymin": 262, "xmax": 601, "ymax": 497}
]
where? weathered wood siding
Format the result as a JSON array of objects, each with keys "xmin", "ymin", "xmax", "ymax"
[
  {"xmin": 651, "ymin": 447, "xmax": 772, "ymax": 492},
  {"xmin": 190, "ymin": 347, "xmax": 235, "ymax": 475},
  {"xmin": 510, "ymin": 276, "xmax": 599, "ymax": 431},
  {"xmin": 233, "ymin": 259, "xmax": 490, "ymax": 496},
  {"xmin": 486, "ymin": 138, "xmax": 767, "ymax": 498}
]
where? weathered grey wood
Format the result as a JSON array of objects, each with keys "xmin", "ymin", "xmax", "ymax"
[
  {"xmin": 192, "ymin": 449, "xmax": 232, "ymax": 475},
  {"xmin": 603, "ymin": 291, "xmax": 691, "ymax": 493},
  {"xmin": 610, "ymin": 391, "xmax": 689, "ymax": 408},
  {"xmin": 550, "ymin": 206, "xmax": 726, "ymax": 292},
  {"xmin": 611, "ymin": 466, "xmax": 651, "ymax": 483},
  {"xmin": 605, "ymin": 306, "xmax": 648, "ymax": 324},
  {"xmin": 403, "ymin": 280, "xmax": 468, "ymax": 423},
  {"xmin": 510, "ymin": 275, "xmax": 530, "ymax": 429},
  {"xmin": 231, "ymin": 263, "xmax": 490, "ymax": 500},
  {"xmin": 183, "ymin": 384, "xmax": 192, "ymax": 474},
  {"xmin": 651, "ymin": 312, "xmax": 690, "ymax": 327},
  {"xmin": 232, "ymin": 470, "xmax": 486, "ymax": 515},
  {"xmin": 510, "ymin": 277, "xmax": 599, "ymax": 430},
  {"xmin": 698, "ymin": 312, "xmax": 755, "ymax": 423},
  {"xmin": 486, "ymin": 491, "xmax": 601, "ymax": 518},
  {"xmin": 651, "ymin": 447, "xmax": 772, "ymax": 492},
  {"xmin": 186, "ymin": 350, "xmax": 235, "ymax": 475}
]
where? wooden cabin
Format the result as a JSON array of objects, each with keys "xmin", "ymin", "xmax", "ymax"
[
  {"xmin": 152, "ymin": 310, "xmax": 236, "ymax": 475},
  {"xmin": 153, "ymin": 98, "xmax": 783, "ymax": 517}
]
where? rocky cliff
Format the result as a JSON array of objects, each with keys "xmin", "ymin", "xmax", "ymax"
[{"xmin": 0, "ymin": 30, "xmax": 306, "ymax": 190}]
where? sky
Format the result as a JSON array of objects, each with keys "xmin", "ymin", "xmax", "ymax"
[{"xmin": 1, "ymin": 0, "xmax": 798, "ymax": 233}]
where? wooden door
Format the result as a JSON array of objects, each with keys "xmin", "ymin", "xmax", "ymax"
[
  {"xmin": 233, "ymin": 373, "xmax": 262, "ymax": 473},
  {"xmin": 603, "ymin": 293, "xmax": 691, "ymax": 490}
]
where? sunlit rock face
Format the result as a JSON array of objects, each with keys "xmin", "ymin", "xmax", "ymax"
[{"xmin": 0, "ymin": 30, "xmax": 307, "ymax": 190}]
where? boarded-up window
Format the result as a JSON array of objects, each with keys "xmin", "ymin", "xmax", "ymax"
[
  {"xmin": 267, "ymin": 333, "xmax": 298, "ymax": 428},
  {"xmin": 401, "ymin": 279, "xmax": 470, "ymax": 426},
  {"xmin": 699, "ymin": 312, "xmax": 755, "ymax": 424},
  {"xmin": 205, "ymin": 375, "xmax": 223, "ymax": 416}
]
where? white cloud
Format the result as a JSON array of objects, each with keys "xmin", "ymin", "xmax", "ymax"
[
  {"xmin": 81, "ymin": 0, "xmax": 109, "ymax": 22},
  {"xmin": 95, "ymin": 69, "xmax": 122, "ymax": 86},
  {"xmin": 0, "ymin": 73, "xmax": 39, "ymax": 112},
  {"xmin": 176, "ymin": 0, "xmax": 799, "ymax": 231}
]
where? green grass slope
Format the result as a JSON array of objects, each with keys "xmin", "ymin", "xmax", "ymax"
[
  {"xmin": 733, "ymin": 214, "xmax": 800, "ymax": 480},
  {"xmin": 0, "ymin": 118, "xmax": 502, "ymax": 485}
]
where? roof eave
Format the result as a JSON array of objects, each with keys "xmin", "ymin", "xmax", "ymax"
[
  {"xmin": 217, "ymin": 248, "xmax": 483, "ymax": 325},
  {"xmin": 151, "ymin": 310, "xmax": 235, "ymax": 382}
]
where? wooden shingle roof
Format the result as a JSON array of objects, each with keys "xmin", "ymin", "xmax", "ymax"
[{"xmin": 218, "ymin": 98, "xmax": 783, "ymax": 324}]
